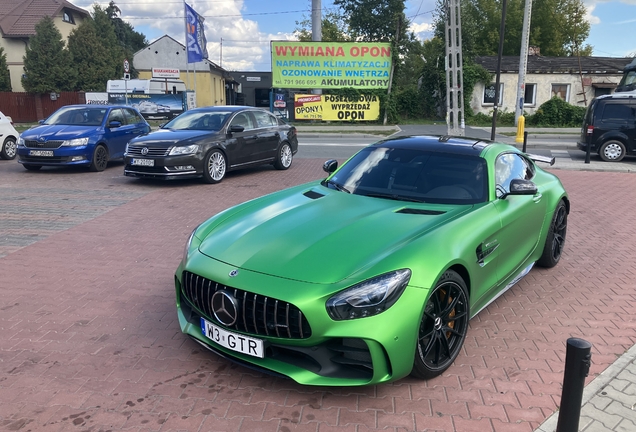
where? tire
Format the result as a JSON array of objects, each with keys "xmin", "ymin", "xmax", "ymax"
[
  {"xmin": 202, "ymin": 149, "xmax": 227, "ymax": 184},
  {"xmin": 411, "ymin": 269, "xmax": 469, "ymax": 380},
  {"xmin": 599, "ymin": 140, "xmax": 626, "ymax": 162},
  {"xmin": 89, "ymin": 145, "xmax": 109, "ymax": 172},
  {"xmin": 1, "ymin": 137, "xmax": 17, "ymax": 160},
  {"xmin": 536, "ymin": 200, "xmax": 567, "ymax": 268},
  {"xmin": 273, "ymin": 142, "xmax": 293, "ymax": 170},
  {"xmin": 23, "ymin": 164, "xmax": 42, "ymax": 171}
]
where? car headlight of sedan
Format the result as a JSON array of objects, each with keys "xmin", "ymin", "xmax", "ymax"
[
  {"xmin": 17, "ymin": 137, "xmax": 25, "ymax": 146},
  {"xmin": 169, "ymin": 144, "xmax": 199, "ymax": 156},
  {"xmin": 61, "ymin": 137, "xmax": 89, "ymax": 147},
  {"xmin": 326, "ymin": 269, "xmax": 411, "ymax": 320}
]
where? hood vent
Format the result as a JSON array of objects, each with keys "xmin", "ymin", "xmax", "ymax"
[
  {"xmin": 303, "ymin": 190, "xmax": 325, "ymax": 200},
  {"xmin": 396, "ymin": 208, "xmax": 446, "ymax": 215}
]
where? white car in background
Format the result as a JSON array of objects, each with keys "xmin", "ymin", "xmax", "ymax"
[{"xmin": 0, "ymin": 111, "xmax": 18, "ymax": 160}]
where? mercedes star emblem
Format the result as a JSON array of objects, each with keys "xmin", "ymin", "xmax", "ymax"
[{"xmin": 211, "ymin": 291, "xmax": 239, "ymax": 326}]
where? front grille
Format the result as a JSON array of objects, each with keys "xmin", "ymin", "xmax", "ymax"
[
  {"xmin": 126, "ymin": 144, "xmax": 170, "ymax": 157},
  {"xmin": 181, "ymin": 271, "xmax": 312, "ymax": 339},
  {"xmin": 24, "ymin": 140, "xmax": 63, "ymax": 149}
]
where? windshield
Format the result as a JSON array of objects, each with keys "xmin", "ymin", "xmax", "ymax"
[
  {"xmin": 45, "ymin": 107, "xmax": 106, "ymax": 126},
  {"xmin": 617, "ymin": 70, "xmax": 636, "ymax": 92},
  {"xmin": 162, "ymin": 111, "xmax": 231, "ymax": 131},
  {"xmin": 325, "ymin": 146, "xmax": 488, "ymax": 204}
]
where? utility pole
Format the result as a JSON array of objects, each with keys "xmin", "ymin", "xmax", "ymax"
[
  {"xmin": 490, "ymin": 0, "xmax": 508, "ymax": 141},
  {"xmin": 445, "ymin": 0, "xmax": 465, "ymax": 136},
  {"xmin": 312, "ymin": 0, "xmax": 322, "ymax": 96},
  {"xmin": 514, "ymin": 0, "xmax": 532, "ymax": 125}
]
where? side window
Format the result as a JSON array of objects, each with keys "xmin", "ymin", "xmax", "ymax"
[
  {"xmin": 495, "ymin": 153, "xmax": 534, "ymax": 197},
  {"xmin": 252, "ymin": 111, "xmax": 276, "ymax": 128},
  {"xmin": 108, "ymin": 109, "xmax": 125, "ymax": 125},
  {"xmin": 601, "ymin": 103, "xmax": 633, "ymax": 123},
  {"xmin": 124, "ymin": 109, "xmax": 144, "ymax": 125},
  {"xmin": 230, "ymin": 112, "xmax": 254, "ymax": 130}
]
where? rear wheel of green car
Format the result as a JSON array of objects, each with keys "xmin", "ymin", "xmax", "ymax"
[
  {"xmin": 412, "ymin": 270, "xmax": 469, "ymax": 380},
  {"xmin": 537, "ymin": 200, "xmax": 567, "ymax": 268}
]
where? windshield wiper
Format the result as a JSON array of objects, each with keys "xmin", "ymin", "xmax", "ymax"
[
  {"xmin": 324, "ymin": 179, "xmax": 351, "ymax": 193},
  {"xmin": 364, "ymin": 192, "xmax": 425, "ymax": 203}
]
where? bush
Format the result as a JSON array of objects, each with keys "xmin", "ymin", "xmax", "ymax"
[{"xmin": 526, "ymin": 97, "xmax": 586, "ymax": 127}]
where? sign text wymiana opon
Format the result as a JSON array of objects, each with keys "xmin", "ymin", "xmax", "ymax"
[{"xmin": 272, "ymin": 42, "xmax": 392, "ymax": 90}]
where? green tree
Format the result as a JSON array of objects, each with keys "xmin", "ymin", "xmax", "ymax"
[
  {"xmin": 91, "ymin": 4, "xmax": 125, "ymax": 78},
  {"xmin": 22, "ymin": 16, "xmax": 76, "ymax": 93},
  {"xmin": 294, "ymin": 9, "xmax": 351, "ymax": 41},
  {"xmin": 458, "ymin": 0, "xmax": 591, "ymax": 57},
  {"xmin": 0, "ymin": 47, "xmax": 11, "ymax": 92},
  {"xmin": 68, "ymin": 21, "xmax": 116, "ymax": 91},
  {"xmin": 105, "ymin": 1, "xmax": 147, "ymax": 77}
]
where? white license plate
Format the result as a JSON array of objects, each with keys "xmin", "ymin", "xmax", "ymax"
[
  {"xmin": 29, "ymin": 150, "xmax": 53, "ymax": 157},
  {"xmin": 200, "ymin": 318, "xmax": 264, "ymax": 358},
  {"xmin": 131, "ymin": 158, "xmax": 154, "ymax": 166}
]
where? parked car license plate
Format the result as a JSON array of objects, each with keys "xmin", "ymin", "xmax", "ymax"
[
  {"xmin": 131, "ymin": 158, "xmax": 154, "ymax": 166},
  {"xmin": 200, "ymin": 318, "xmax": 264, "ymax": 358},
  {"xmin": 29, "ymin": 150, "xmax": 53, "ymax": 157}
]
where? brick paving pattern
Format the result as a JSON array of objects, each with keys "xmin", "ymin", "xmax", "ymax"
[{"xmin": 1, "ymin": 158, "xmax": 635, "ymax": 431}]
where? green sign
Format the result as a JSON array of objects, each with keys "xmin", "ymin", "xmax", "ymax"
[{"xmin": 271, "ymin": 41, "xmax": 392, "ymax": 89}]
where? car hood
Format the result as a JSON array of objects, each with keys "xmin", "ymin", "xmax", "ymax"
[
  {"xmin": 130, "ymin": 128, "xmax": 220, "ymax": 146},
  {"xmin": 197, "ymin": 185, "xmax": 473, "ymax": 284},
  {"xmin": 21, "ymin": 124, "xmax": 99, "ymax": 140}
]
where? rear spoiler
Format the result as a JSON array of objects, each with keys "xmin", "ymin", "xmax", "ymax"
[{"xmin": 526, "ymin": 153, "xmax": 555, "ymax": 166}]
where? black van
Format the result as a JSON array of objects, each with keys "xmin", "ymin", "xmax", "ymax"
[{"xmin": 577, "ymin": 93, "xmax": 636, "ymax": 161}]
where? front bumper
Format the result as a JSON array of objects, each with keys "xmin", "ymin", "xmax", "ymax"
[
  {"xmin": 17, "ymin": 146, "xmax": 92, "ymax": 166},
  {"xmin": 123, "ymin": 154, "xmax": 203, "ymax": 180},
  {"xmin": 175, "ymin": 254, "xmax": 427, "ymax": 386}
]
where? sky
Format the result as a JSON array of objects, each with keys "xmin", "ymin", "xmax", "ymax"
[{"xmin": 71, "ymin": 0, "xmax": 636, "ymax": 72}]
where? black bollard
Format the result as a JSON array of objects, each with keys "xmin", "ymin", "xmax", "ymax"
[
  {"xmin": 522, "ymin": 131, "xmax": 528, "ymax": 153},
  {"xmin": 585, "ymin": 129, "xmax": 592, "ymax": 164},
  {"xmin": 556, "ymin": 338, "xmax": 592, "ymax": 432}
]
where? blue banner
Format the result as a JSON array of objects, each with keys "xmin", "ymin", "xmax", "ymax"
[{"xmin": 185, "ymin": 3, "xmax": 208, "ymax": 63}]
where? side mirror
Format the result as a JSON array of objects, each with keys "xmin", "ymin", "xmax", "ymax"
[
  {"xmin": 108, "ymin": 120, "xmax": 122, "ymax": 128},
  {"xmin": 323, "ymin": 159, "xmax": 338, "ymax": 173},
  {"xmin": 229, "ymin": 125, "xmax": 244, "ymax": 133},
  {"xmin": 38, "ymin": 119, "xmax": 45, "ymax": 125},
  {"xmin": 506, "ymin": 179, "xmax": 537, "ymax": 197}
]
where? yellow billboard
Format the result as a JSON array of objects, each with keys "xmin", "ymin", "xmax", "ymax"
[
  {"xmin": 273, "ymin": 42, "xmax": 392, "ymax": 90},
  {"xmin": 294, "ymin": 94, "xmax": 380, "ymax": 121}
]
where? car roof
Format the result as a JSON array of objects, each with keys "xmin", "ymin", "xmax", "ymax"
[
  {"xmin": 187, "ymin": 105, "xmax": 268, "ymax": 113},
  {"xmin": 59, "ymin": 104, "xmax": 128, "ymax": 110},
  {"xmin": 371, "ymin": 135, "xmax": 493, "ymax": 157}
]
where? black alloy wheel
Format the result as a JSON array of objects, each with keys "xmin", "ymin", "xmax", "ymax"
[
  {"xmin": 89, "ymin": 145, "xmax": 108, "ymax": 172},
  {"xmin": 537, "ymin": 200, "xmax": 568, "ymax": 268},
  {"xmin": 412, "ymin": 270, "xmax": 469, "ymax": 379}
]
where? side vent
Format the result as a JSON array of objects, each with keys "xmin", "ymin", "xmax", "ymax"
[
  {"xmin": 303, "ymin": 190, "xmax": 325, "ymax": 200},
  {"xmin": 396, "ymin": 208, "xmax": 446, "ymax": 215}
]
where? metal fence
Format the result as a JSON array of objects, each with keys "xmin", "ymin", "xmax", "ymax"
[{"xmin": 0, "ymin": 92, "xmax": 86, "ymax": 123}]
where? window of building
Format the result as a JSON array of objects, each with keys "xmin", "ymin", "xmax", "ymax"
[
  {"xmin": 594, "ymin": 87, "xmax": 612, "ymax": 98},
  {"xmin": 483, "ymin": 83, "xmax": 503, "ymax": 105},
  {"xmin": 551, "ymin": 84, "xmax": 570, "ymax": 101},
  {"xmin": 524, "ymin": 84, "xmax": 537, "ymax": 106},
  {"xmin": 62, "ymin": 10, "xmax": 75, "ymax": 24}
]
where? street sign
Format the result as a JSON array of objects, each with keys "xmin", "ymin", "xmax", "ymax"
[{"xmin": 123, "ymin": 59, "xmax": 130, "ymax": 73}]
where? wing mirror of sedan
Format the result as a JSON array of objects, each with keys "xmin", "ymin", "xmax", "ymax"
[
  {"xmin": 108, "ymin": 120, "xmax": 122, "ymax": 128},
  {"xmin": 323, "ymin": 159, "xmax": 338, "ymax": 173},
  {"xmin": 228, "ymin": 125, "xmax": 244, "ymax": 134},
  {"xmin": 504, "ymin": 179, "xmax": 538, "ymax": 198}
]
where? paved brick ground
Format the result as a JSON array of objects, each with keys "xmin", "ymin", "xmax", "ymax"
[{"xmin": 1, "ymin": 159, "xmax": 635, "ymax": 432}]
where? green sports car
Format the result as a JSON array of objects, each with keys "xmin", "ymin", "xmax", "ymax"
[{"xmin": 175, "ymin": 135, "xmax": 569, "ymax": 386}]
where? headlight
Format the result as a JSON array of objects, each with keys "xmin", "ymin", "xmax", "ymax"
[
  {"xmin": 182, "ymin": 228, "xmax": 198, "ymax": 264},
  {"xmin": 326, "ymin": 269, "xmax": 411, "ymax": 320},
  {"xmin": 61, "ymin": 137, "xmax": 89, "ymax": 147},
  {"xmin": 17, "ymin": 137, "xmax": 25, "ymax": 146},
  {"xmin": 169, "ymin": 144, "xmax": 199, "ymax": 156}
]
